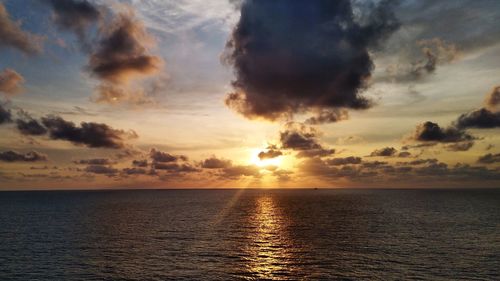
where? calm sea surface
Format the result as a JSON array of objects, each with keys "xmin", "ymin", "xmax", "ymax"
[{"xmin": 0, "ymin": 189, "xmax": 499, "ymax": 280}]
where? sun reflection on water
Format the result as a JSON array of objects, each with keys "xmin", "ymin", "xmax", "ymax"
[{"xmin": 245, "ymin": 195, "xmax": 293, "ymax": 279}]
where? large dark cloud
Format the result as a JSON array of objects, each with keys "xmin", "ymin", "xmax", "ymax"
[
  {"xmin": 0, "ymin": 104, "xmax": 12, "ymax": 124},
  {"xmin": 0, "ymin": 3, "xmax": 43, "ymax": 54},
  {"xmin": 0, "ymin": 150, "xmax": 47, "ymax": 162},
  {"xmin": 44, "ymin": 0, "xmax": 101, "ymax": 50},
  {"xmin": 0, "ymin": 69, "xmax": 25, "ymax": 96},
  {"xmin": 41, "ymin": 115, "xmax": 135, "ymax": 148},
  {"xmin": 224, "ymin": 0, "xmax": 399, "ymax": 121},
  {"xmin": 455, "ymin": 108, "xmax": 500, "ymax": 129}
]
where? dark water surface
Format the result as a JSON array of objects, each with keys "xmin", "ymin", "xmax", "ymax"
[{"xmin": 0, "ymin": 189, "xmax": 499, "ymax": 280}]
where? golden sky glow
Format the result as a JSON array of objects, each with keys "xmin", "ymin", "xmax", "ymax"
[{"xmin": 0, "ymin": 0, "xmax": 499, "ymax": 189}]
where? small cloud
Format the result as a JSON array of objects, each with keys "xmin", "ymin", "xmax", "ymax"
[
  {"xmin": 0, "ymin": 150, "xmax": 47, "ymax": 162},
  {"xmin": 200, "ymin": 156, "xmax": 232, "ymax": 169},
  {"xmin": 370, "ymin": 147, "xmax": 397, "ymax": 157},
  {"xmin": 257, "ymin": 149, "xmax": 282, "ymax": 160},
  {"xmin": 0, "ymin": 69, "xmax": 25, "ymax": 97},
  {"xmin": 477, "ymin": 153, "xmax": 500, "ymax": 164}
]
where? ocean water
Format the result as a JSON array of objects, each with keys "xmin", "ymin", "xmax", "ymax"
[{"xmin": 0, "ymin": 189, "xmax": 498, "ymax": 280}]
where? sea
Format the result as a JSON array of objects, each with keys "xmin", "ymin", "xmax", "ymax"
[{"xmin": 0, "ymin": 189, "xmax": 498, "ymax": 280}]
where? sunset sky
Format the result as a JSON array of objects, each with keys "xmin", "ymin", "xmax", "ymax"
[{"xmin": 0, "ymin": 0, "xmax": 499, "ymax": 189}]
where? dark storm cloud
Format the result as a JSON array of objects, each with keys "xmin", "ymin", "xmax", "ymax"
[
  {"xmin": 0, "ymin": 150, "xmax": 47, "ymax": 162},
  {"xmin": 455, "ymin": 108, "xmax": 500, "ymax": 129},
  {"xmin": 0, "ymin": 104, "xmax": 12, "ymax": 124},
  {"xmin": 326, "ymin": 156, "xmax": 362, "ymax": 166},
  {"xmin": 412, "ymin": 121, "xmax": 474, "ymax": 143},
  {"xmin": 224, "ymin": 0, "xmax": 400, "ymax": 121},
  {"xmin": 41, "ymin": 115, "xmax": 135, "ymax": 149},
  {"xmin": 0, "ymin": 69, "xmax": 25, "ymax": 96},
  {"xmin": 44, "ymin": 0, "xmax": 101, "ymax": 50},
  {"xmin": 258, "ymin": 149, "xmax": 282, "ymax": 160},
  {"xmin": 477, "ymin": 153, "xmax": 500, "ymax": 164},
  {"xmin": 370, "ymin": 147, "xmax": 397, "ymax": 157},
  {"xmin": 0, "ymin": 3, "xmax": 43, "ymax": 54},
  {"xmin": 74, "ymin": 158, "xmax": 114, "ymax": 165},
  {"xmin": 200, "ymin": 157, "xmax": 232, "ymax": 169}
]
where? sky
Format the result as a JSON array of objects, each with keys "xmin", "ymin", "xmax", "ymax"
[{"xmin": 0, "ymin": 0, "xmax": 499, "ymax": 189}]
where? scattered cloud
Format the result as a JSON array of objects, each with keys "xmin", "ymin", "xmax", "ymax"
[
  {"xmin": 0, "ymin": 150, "xmax": 47, "ymax": 162},
  {"xmin": 0, "ymin": 69, "xmax": 25, "ymax": 96},
  {"xmin": 41, "ymin": 115, "xmax": 137, "ymax": 148},
  {"xmin": 257, "ymin": 149, "xmax": 282, "ymax": 160},
  {"xmin": 44, "ymin": 0, "xmax": 101, "ymax": 50},
  {"xmin": 412, "ymin": 121, "xmax": 474, "ymax": 143},
  {"xmin": 370, "ymin": 147, "xmax": 397, "ymax": 157},
  {"xmin": 455, "ymin": 108, "xmax": 500, "ymax": 129},
  {"xmin": 200, "ymin": 156, "xmax": 232, "ymax": 169},
  {"xmin": 326, "ymin": 157, "xmax": 362, "ymax": 166},
  {"xmin": 0, "ymin": 3, "xmax": 43, "ymax": 54},
  {"xmin": 477, "ymin": 153, "xmax": 500, "ymax": 164},
  {"xmin": 74, "ymin": 158, "xmax": 115, "ymax": 165}
]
